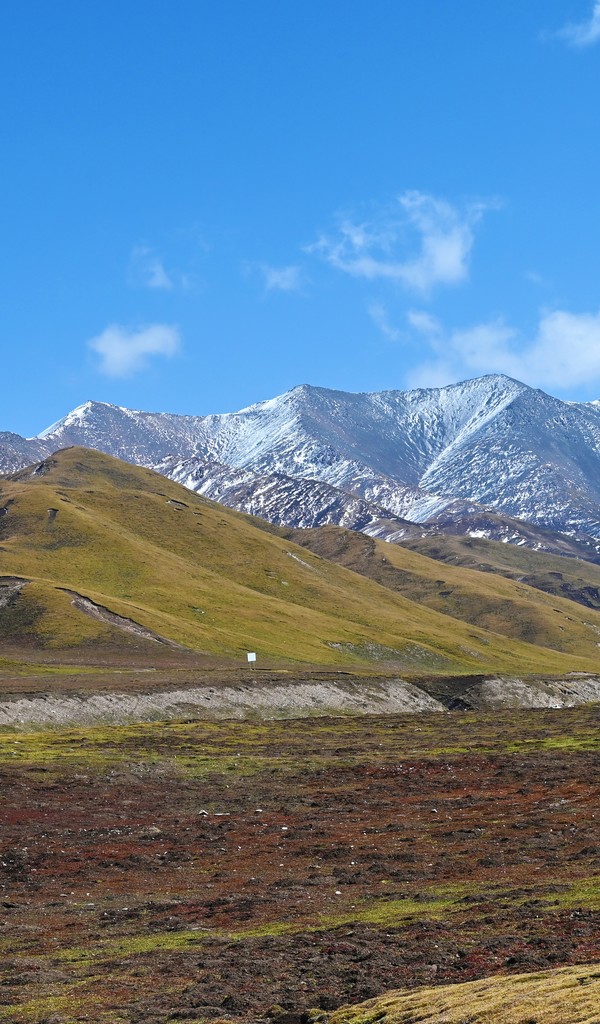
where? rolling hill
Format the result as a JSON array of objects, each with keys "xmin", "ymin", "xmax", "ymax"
[
  {"xmin": 2, "ymin": 447, "xmax": 600, "ymax": 677},
  {"xmin": 400, "ymin": 532, "xmax": 600, "ymax": 608},
  {"xmin": 278, "ymin": 524, "xmax": 600, "ymax": 658}
]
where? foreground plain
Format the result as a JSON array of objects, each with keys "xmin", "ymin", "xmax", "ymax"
[{"xmin": 1, "ymin": 704, "xmax": 598, "ymax": 1022}]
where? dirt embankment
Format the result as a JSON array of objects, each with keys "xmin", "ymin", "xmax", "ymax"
[
  {"xmin": 471, "ymin": 674, "xmax": 600, "ymax": 708},
  {"xmin": 0, "ymin": 677, "xmax": 445, "ymax": 728},
  {"xmin": 0, "ymin": 672, "xmax": 599, "ymax": 729}
]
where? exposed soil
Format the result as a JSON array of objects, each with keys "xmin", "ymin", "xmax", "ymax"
[
  {"xmin": 0, "ymin": 705, "xmax": 598, "ymax": 1022},
  {"xmin": 62, "ymin": 590, "xmax": 187, "ymax": 649},
  {"xmin": 0, "ymin": 579, "xmax": 27, "ymax": 610},
  {"xmin": 1, "ymin": 663, "xmax": 600, "ymax": 728},
  {"xmin": 0, "ymin": 676, "xmax": 445, "ymax": 728}
]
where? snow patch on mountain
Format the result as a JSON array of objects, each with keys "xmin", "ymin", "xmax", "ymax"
[{"xmin": 2, "ymin": 373, "xmax": 600, "ymax": 557}]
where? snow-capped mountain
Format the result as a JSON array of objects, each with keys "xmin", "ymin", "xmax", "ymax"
[
  {"xmin": 156, "ymin": 455, "xmax": 414, "ymax": 532},
  {"xmin": 0, "ymin": 432, "xmax": 48, "ymax": 474},
  {"xmin": 4, "ymin": 374, "xmax": 600, "ymax": 552}
]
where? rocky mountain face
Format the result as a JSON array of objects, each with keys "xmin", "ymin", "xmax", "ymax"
[
  {"xmin": 0, "ymin": 432, "xmax": 48, "ymax": 473},
  {"xmin": 4, "ymin": 374, "xmax": 600, "ymax": 555}
]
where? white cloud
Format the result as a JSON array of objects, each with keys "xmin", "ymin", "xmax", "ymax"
[
  {"xmin": 307, "ymin": 191, "xmax": 495, "ymax": 295},
  {"xmin": 406, "ymin": 359, "xmax": 460, "ymax": 390},
  {"xmin": 88, "ymin": 324, "xmax": 180, "ymax": 377},
  {"xmin": 404, "ymin": 308, "xmax": 600, "ymax": 391},
  {"xmin": 368, "ymin": 302, "xmax": 402, "ymax": 342},
  {"xmin": 129, "ymin": 246, "xmax": 174, "ymax": 290},
  {"xmin": 557, "ymin": 1, "xmax": 600, "ymax": 46},
  {"xmin": 407, "ymin": 309, "xmax": 444, "ymax": 340},
  {"xmin": 524, "ymin": 270, "xmax": 546, "ymax": 287},
  {"xmin": 525, "ymin": 310, "xmax": 600, "ymax": 385},
  {"xmin": 259, "ymin": 264, "xmax": 303, "ymax": 292}
]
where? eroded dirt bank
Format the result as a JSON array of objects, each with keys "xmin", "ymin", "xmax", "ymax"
[
  {"xmin": 0, "ymin": 677, "xmax": 445, "ymax": 727},
  {"xmin": 0, "ymin": 672, "xmax": 599, "ymax": 728}
]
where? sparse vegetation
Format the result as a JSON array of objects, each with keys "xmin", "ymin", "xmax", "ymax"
[
  {"xmin": 401, "ymin": 533, "xmax": 600, "ymax": 609},
  {"xmin": 1, "ymin": 705, "xmax": 599, "ymax": 1021},
  {"xmin": 2, "ymin": 450, "xmax": 600, "ymax": 1022}
]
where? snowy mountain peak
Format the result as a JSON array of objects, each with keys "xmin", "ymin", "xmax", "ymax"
[
  {"xmin": 36, "ymin": 400, "xmax": 112, "ymax": 439},
  {"xmin": 4, "ymin": 374, "xmax": 600, "ymax": 551}
]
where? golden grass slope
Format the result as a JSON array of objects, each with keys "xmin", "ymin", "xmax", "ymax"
[
  {"xmin": 402, "ymin": 533, "xmax": 600, "ymax": 608},
  {"xmin": 322, "ymin": 962, "xmax": 600, "ymax": 1024},
  {"xmin": 2, "ymin": 447, "xmax": 600, "ymax": 674},
  {"xmin": 282, "ymin": 525, "xmax": 600, "ymax": 661}
]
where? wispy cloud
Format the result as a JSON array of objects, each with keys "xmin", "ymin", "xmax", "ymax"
[
  {"xmin": 129, "ymin": 246, "xmax": 174, "ymax": 290},
  {"xmin": 128, "ymin": 245, "xmax": 199, "ymax": 291},
  {"xmin": 307, "ymin": 191, "xmax": 496, "ymax": 295},
  {"xmin": 258, "ymin": 263, "xmax": 304, "ymax": 292},
  {"xmin": 524, "ymin": 269, "xmax": 546, "ymax": 287},
  {"xmin": 404, "ymin": 308, "xmax": 600, "ymax": 392},
  {"xmin": 88, "ymin": 324, "xmax": 180, "ymax": 377},
  {"xmin": 407, "ymin": 309, "xmax": 444, "ymax": 339},
  {"xmin": 557, "ymin": 1, "xmax": 600, "ymax": 47},
  {"xmin": 368, "ymin": 302, "xmax": 402, "ymax": 342}
]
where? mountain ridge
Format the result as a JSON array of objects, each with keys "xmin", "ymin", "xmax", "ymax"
[{"xmin": 4, "ymin": 374, "xmax": 600, "ymax": 554}]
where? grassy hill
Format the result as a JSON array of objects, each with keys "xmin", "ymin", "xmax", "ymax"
[
  {"xmin": 402, "ymin": 533, "xmax": 600, "ymax": 607},
  {"xmin": 2, "ymin": 447, "xmax": 600, "ymax": 674},
  {"xmin": 322, "ymin": 963, "xmax": 600, "ymax": 1024},
  {"xmin": 281, "ymin": 524, "xmax": 600, "ymax": 661}
]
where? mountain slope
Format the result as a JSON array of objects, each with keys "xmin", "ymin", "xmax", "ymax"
[
  {"xmin": 159, "ymin": 453, "xmax": 600, "ymax": 561},
  {"xmin": 401, "ymin": 533, "xmax": 600, "ymax": 608},
  {"xmin": 0, "ymin": 431, "xmax": 48, "ymax": 474},
  {"xmin": 3, "ymin": 448, "xmax": 600, "ymax": 674},
  {"xmin": 279, "ymin": 524, "xmax": 600, "ymax": 659},
  {"xmin": 3, "ymin": 374, "xmax": 600, "ymax": 549},
  {"xmin": 157, "ymin": 454, "xmax": 416, "ymax": 532}
]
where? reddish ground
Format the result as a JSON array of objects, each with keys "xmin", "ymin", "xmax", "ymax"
[{"xmin": 0, "ymin": 705, "xmax": 599, "ymax": 1022}]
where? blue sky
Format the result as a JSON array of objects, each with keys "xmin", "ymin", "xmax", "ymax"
[{"xmin": 2, "ymin": 1, "xmax": 600, "ymax": 435}]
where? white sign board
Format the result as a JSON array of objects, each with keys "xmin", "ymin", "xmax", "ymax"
[{"xmin": 247, "ymin": 652, "xmax": 256, "ymax": 663}]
